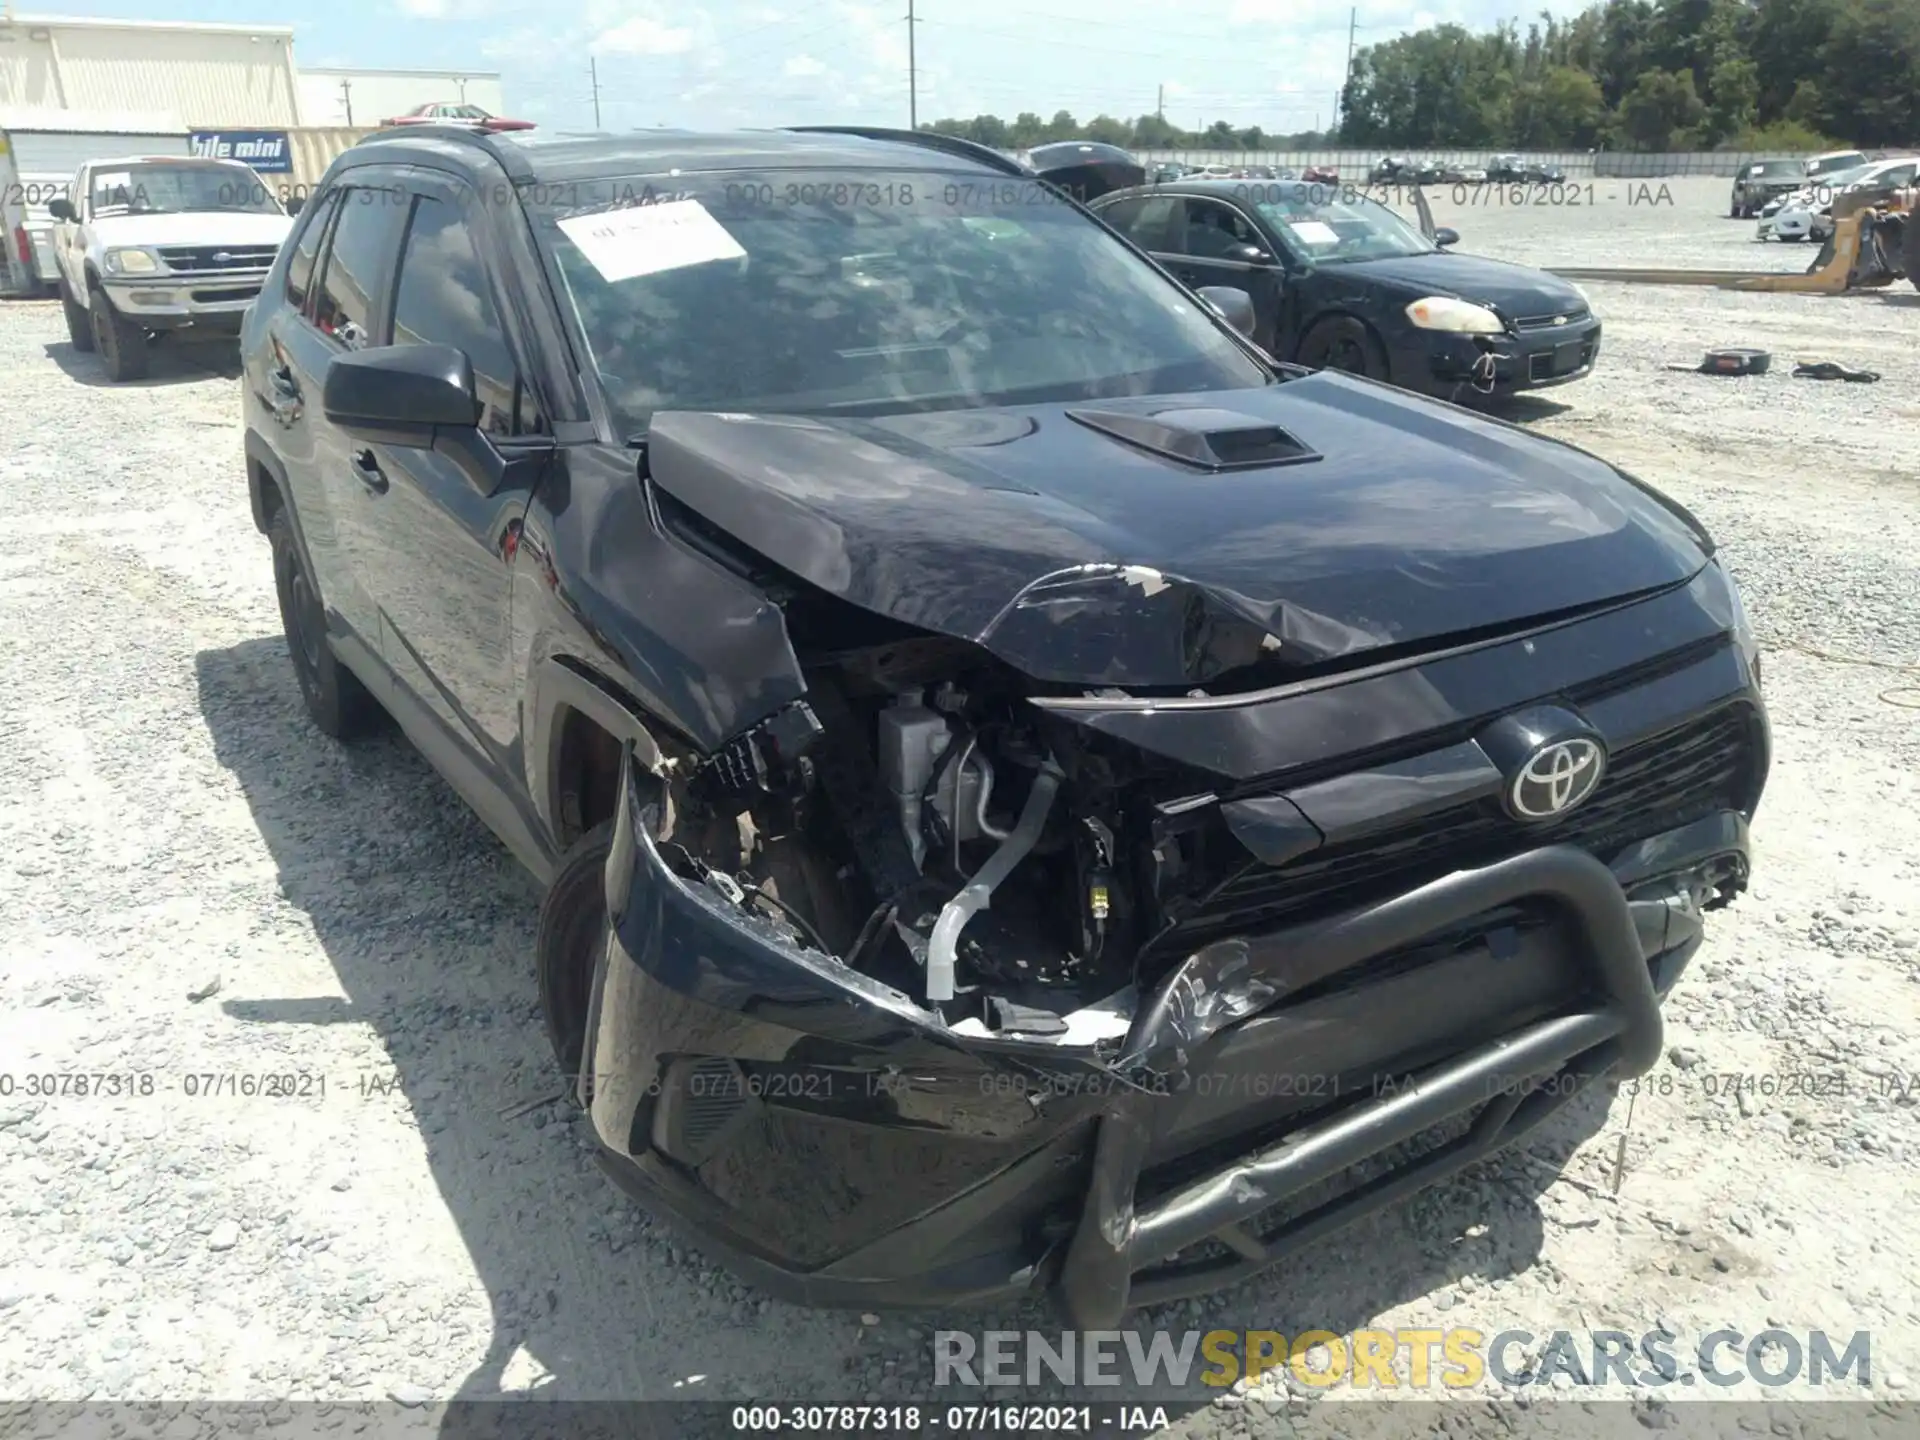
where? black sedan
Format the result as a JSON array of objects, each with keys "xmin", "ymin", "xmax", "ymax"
[{"xmin": 1091, "ymin": 178, "xmax": 1599, "ymax": 399}]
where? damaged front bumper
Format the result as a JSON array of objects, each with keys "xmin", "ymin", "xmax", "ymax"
[{"xmin": 582, "ymin": 746, "xmax": 1747, "ymax": 1322}]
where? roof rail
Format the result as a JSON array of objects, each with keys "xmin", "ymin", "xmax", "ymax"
[
  {"xmin": 351, "ymin": 124, "xmax": 536, "ymax": 184},
  {"xmin": 783, "ymin": 126, "xmax": 1031, "ymax": 180}
]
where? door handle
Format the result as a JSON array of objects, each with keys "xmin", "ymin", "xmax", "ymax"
[
  {"xmin": 267, "ymin": 363, "xmax": 298, "ymax": 397},
  {"xmin": 352, "ymin": 448, "xmax": 389, "ymax": 495}
]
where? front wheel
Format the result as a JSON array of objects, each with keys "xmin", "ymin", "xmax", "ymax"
[
  {"xmin": 1296, "ymin": 316, "xmax": 1389, "ymax": 382},
  {"xmin": 1903, "ymin": 214, "xmax": 1920, "ymax": 295},
  {"xmin": 536, "ymin": 821, "xmax": 616, "ymax": 1086},
  {"xmin": 59, "ymin": 277, "xmax": 94, "ymax": 352},
  {"xmin": 87, "ymin": 284, "xmax": 148, "ymax": 382}
]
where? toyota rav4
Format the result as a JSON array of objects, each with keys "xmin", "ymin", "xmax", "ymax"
[{"xmin": 239, "ymin": 124, "xmax": 1768, "ymax": 1326}]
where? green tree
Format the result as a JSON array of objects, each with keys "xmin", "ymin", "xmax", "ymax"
[{"xmin": 1617, "ymin": 67, "xmax": 1707, "ymax": 148}]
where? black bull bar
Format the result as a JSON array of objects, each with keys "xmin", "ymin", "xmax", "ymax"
[{"xmin": 1058, "ymin": 844, "xmax": 1667, "ymax": 1328}]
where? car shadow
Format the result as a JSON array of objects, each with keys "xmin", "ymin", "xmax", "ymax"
[
  {"xmin": 1872, "ymin": 291, "xmax": 1920, "ymax": 310},
  {"xmin": 1482, "ymin": 393, "xmax": 1576, "ymax": 424},
  {"xmin": 193, "ymin": 632, "xmax": 1618, "ymax": 1421},
  {"xmin": 45, "ymin": 336, "xmax": 242, "ymax": 388}
]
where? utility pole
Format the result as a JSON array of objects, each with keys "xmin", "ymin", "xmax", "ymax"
[
  {"xmin": 906, "ymin": 0, "xmax": 918, "ymax": 130},
  {"xmin": 339, "ymin": 77, "xmax": 353, "ymax": 126},
  {"xmin": 1336, "ymin": 6, "xmax": 1356, "ymax": 133},
  {"xmin": 1157, "ymin": 84, "xmax": 1164, "ymax": 120},
  {"xmin": 590, "ymin": 57, "xmax": 602, "ymax": 129}
]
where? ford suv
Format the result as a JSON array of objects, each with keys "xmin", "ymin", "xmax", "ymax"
[{"xmin": 239, "ymin": 123, "xmax": 1768, "ymax": 1325}]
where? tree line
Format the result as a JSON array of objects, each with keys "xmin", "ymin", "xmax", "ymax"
[
  {"xmin": 917, "ymin": 112, "xmax": 1334, "ymax": 154},
  {"xmin": 923, "ymin": 0, "xmax": 1919, "ymax": 153}
]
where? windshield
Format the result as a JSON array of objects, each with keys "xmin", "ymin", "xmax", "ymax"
[
  {"xmin": 534, "ymin": 168, "xmax": 1269, "ymax": 436},
  {"xmin": 90, "ymin": 162, "xmax": 284, "ymax": 217},
  {"xmin": 1250, "ymin": 184, "xmax": 1435, "ymax": 263},
  {"xmin": 1746, "ymin": 161, "xmax": 1800, "ymax": 178},
  {"xmin": 1817, "ymin": 164, "xmax": 1876, "ymax": 188},
  {"xmin": 1807, "ymin": 153, "xmax": 1865, "ymax": 177}
]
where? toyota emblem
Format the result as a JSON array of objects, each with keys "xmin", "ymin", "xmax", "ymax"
[
  {"xmin": 1508, "ymin": 738, "xmax": 1605, "ymax": 820},
  {"xmin": 213, "ymin": 251, "xmax": 233, "ymax": 265}
]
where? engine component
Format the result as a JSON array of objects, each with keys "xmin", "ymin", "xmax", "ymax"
[
  {"xmin": 924, "ymin": 759, "xmax": 1063, "ymax": 1004},
  {"xmin": 878, "ymin": 697, "xmax": 953, "ymax": 870},
  {"xmin": 691, "ymin": 700, "xmax": 824, "ymax": 803}
]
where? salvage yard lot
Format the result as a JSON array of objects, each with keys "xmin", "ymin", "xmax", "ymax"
[{"xmin": 1, "ymin": 177, "xmax": 1917, "ymax": 1432}]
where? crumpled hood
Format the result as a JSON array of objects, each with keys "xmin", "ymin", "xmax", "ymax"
[
  {"xmin": 644, "ymin": 371, "xmax": 1710, "ymax": 689},
  {"xmin": 1331, "ymin": 251, "xmax": 1588, "ymax": 318}
]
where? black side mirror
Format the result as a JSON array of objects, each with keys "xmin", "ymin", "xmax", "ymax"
[
  {"xmin": 1195, "ymin": 285, "xmax": 1257, "ymax": 338},
  {"xmin": 48, "ymin": 198, "xmax": 75, "ymax": 222},
  {"xmin": 323, "ymin": 344, "xmax": 480, "ymax": 447},
  {"xmin": 285, "ymin": 195, "xmax": 304, "ymax": 216},
  {"xmin": 1433, "ymin": 226, "xmax": 1460, "ymax": 248},
  {"xmin": 1226, "ymin": 242, "xmax": 1275, "ymax": 266}
]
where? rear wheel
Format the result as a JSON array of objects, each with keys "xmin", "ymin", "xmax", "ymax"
[
  {"xmin": 1297, "ymin": 315, "xmax": 1389, "ymax": 382},
  {"xmin": 536, "ymin": 821, "xmax": 616, "ymax": 1085},
  {"xmin": 1903, "ymin": 213, "xmax": 1920, "ymax": 294},
  {"xmin": 59, "ymin": 277, "xmax": 94, "ymax": 352},
  {"xmin": 268, "ymin": 507, "xmax": 382, "ymax": 740},
  {"xmin": 87, "ymin": 282, "xmax": 149, "ymax": 382}
]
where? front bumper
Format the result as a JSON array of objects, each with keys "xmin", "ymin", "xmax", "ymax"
[
  {"xmin": 584, "ymin": 739, "xmax": 1752, "ymax": 1322},
  {"xmin": 1417, "ymin": 315, "xmax": 1602, "ymax": 394},
  {"xmin": 101, "ymin": 271, "xmax": 267, "ymax": 329}
]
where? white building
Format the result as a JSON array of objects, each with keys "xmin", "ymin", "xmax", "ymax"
[
  {"xmin": 298, "ymin": 68, "xmax": 506, "ymax": 128},
  {"xmin": 0, "ymin": 13, "xmax": 300, "ymax": 125}
]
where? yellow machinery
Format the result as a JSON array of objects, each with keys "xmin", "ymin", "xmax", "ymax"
[{"xmin": 1550, "ymin": 188, "xmax": 1915, "ymax": 295}]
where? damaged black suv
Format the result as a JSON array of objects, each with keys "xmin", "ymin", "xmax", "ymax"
[{"xmin": 240, "ymin": 124, "xmax": 1768, "ymax": 1327}]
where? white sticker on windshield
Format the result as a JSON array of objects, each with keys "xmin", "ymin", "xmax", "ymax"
[
  {"xmin": 557, "ymin": 199, "xmax": 745, "ymax": 283},
  {"xmin": 1286, "ymin": 219, "xmax": 1339, "ymax": 245},
  {"xmin": 94, "ymin": 171, "xmax": 132, "ymax": 193}
]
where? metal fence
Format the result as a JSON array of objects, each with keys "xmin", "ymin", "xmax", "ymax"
[{"xmin": 1132, "ymin": 148, "xmax": 1915, "ymax": 179}]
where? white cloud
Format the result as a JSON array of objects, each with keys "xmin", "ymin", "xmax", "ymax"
[
  {"xmin": 398, "ymin": 0, "xmax": 450, "ymax": 16},
  {"xmin": 784, "ymin": 54, "xmax": 826, "ymax": 78},
  {"xmin": 595, "ymin": 16, "xmax": 697, "ymax": 54}
]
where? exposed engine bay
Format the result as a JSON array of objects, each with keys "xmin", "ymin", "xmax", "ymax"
[{"xmin": 649, "ymin": 634, "xmax": 1210, "ymax": 1043}]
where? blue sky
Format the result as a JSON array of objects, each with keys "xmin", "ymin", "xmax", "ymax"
[{"xmin": 53, "ymin": 1, "xmax": 1596, "ymax": 134}]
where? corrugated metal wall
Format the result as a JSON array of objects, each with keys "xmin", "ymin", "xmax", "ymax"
[
  {"xmin": 0, "ymin": 25, "xmax": 299, "ymax": 126},
  {"xmin": 284, "ymin": 127, "xmax": 374, "ymax": 198}
]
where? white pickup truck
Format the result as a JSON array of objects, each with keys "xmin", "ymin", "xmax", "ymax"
[{"xmin": 48, "ymin": 154, "xmax": 293, "ymax": 381}]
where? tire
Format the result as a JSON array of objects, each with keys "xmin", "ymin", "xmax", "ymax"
[
  {"xmin": 268, "ymin": 507, "xmax": 382, "ymax": 740},
  {"xmin": 1296, "ymin": 315, "xmax": 1389, "ymax": 382},
  {"xmin": 87, "ymin": 282, "xmax": 149, "ymax": 382},
  {"xmin": 1903, "ymin": 213, "xmax": 1920, "ymax": 295},
  {"xmin": 536, "ymin": 821, "xmax": 615, "ymax": 1084},
  {"xmin": 59, "ymin": 276, "xmax": 94, "ymax": 352}
]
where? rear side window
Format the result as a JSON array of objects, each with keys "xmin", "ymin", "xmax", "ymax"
[
  {"xmin": 1102, "ymin": 194, "xmax": 1181, "ymax": 251},
  {"xmin": 311, "ymin": 186, "xmax": 406, "ymax": 347},
  {"xmin": 284, "ymin": 189, "xmax": 341, "ymax": 313},
  {"xmin": 389, "ymin": 193, "xmax": 545, "ymax": 437}
]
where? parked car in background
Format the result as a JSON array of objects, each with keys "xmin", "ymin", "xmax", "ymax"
[
  {"xmin": 1730, "ymin": 158, "xmax": 1806, "ymax": 218},
  {"xmin": 1092, "ymin": 176, "xmax": 1598, "ymax": 397},
  {"xmin": 1804, "ymin": 149, "xmax": 1868, "ymax": 182},
  {"xmin": 1521, "ymin": 160, "xmax": 1567, "ymax": 183},
  {"xmin": 1755, "ymin": 160, "xmax": 1877, "ymax": 241},
  {"xmin": 1485, "ymin": 154, "xmax": 1526, "ymax": 182},
  {"xmin": 1301, "ymin": 163, "xmax": 1338, "ymax": 184},
  {"xmin": 47, "ymin": 153, "xmax": 292, "ymax": 380},
  {"xmin": 1439, "ymin": 163, "xmax": 1489, "ymax": 184},
  {"xmin": 379, "ymin": 102, "xmax": 536, "ymax": 133},
  {"xmin": 239, "ymin": 121, "xmax": 1765, "ymax": 1330}
]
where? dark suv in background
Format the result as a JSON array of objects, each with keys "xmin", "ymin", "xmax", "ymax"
[
  {"xmin": 1730, "ymin": 157, "xmax": 1807, "ymax": 217},
  {"xmin": 239, "ymin": 122, "xmax": 1767, "ymax": 1326}
]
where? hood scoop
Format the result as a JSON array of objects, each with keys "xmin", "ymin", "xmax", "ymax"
[{"xmin": 1065, "ymin": 405, "xmax": 1321, "ymax": 472}]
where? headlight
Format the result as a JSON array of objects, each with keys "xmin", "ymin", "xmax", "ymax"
[
  {"xmin": 104, "ymin": 248, "xmax": 158, "ymax": 274},
  {"xmin": 1722, "ymin": 562, "xmax": 1762, "ymax": 690},
  {"xmin": 1404, "ymin": 296, "xmax": 1505, "ymax": 334}
]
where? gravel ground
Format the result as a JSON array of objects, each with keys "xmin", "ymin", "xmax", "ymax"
[{"xmin": 1, "ymin": 190, "xmax": 1918, "ymax": 1436}]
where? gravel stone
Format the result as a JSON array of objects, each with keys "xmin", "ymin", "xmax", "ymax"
[{"xmin": 1, "ymin": 178, "xmax": 1917, "ymax": 1430}]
